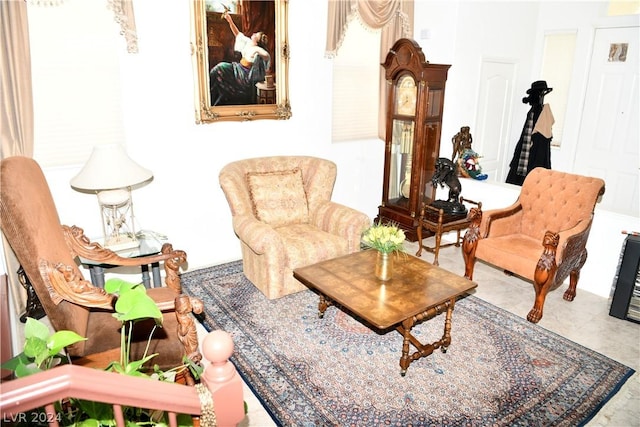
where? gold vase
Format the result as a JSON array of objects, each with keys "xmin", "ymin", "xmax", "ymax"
[{"xmin": 375, "ymin": 251, "xmax": 393, "ymax": 281}]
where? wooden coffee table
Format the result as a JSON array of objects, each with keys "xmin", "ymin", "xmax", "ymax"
[{"xmin": 293, "ymin": 250, "xmax": 477, "ymax": 375}]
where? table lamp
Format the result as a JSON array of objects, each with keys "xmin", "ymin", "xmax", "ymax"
[{"xmin": 70, "ymin": 144, "xmax": 153, "ymax": 251}]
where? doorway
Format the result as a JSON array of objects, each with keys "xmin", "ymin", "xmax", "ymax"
[
  {"xmin": 573, "ymin": 26, "xmax": 639, "ymax": 217},
  {"xmin": 474, "ymin": 59, "xmax": 517, "ymax": 183}
]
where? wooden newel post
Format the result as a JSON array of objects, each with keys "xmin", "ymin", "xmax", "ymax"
[{"xmin": 201, "ymin": 330, "xmax": 245, "ymax": 426}]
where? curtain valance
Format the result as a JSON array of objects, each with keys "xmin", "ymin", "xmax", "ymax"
[
  {"xmin": 325, "ymin": 0, "xmax": 412, "ymax": 58},
  {"xmin": 107, "ymin": 0, "xmax": 138, "ymax": 54}
]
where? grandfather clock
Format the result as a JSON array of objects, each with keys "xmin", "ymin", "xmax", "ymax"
[{"xmin": 376, "ymin": 38, "xmax": 450, "ymax": 241}]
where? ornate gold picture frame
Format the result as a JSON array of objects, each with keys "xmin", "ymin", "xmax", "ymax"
[{"xmin": 190, "ymin": 0, "xmax": 291, "ymax": 123}]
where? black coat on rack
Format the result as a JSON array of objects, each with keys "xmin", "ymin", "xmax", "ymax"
[{"xmin": 506, "ymin": 81, "xmax": 553, "ymax": 186}]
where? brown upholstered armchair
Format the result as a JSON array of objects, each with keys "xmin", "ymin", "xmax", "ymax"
[
  {"xmin": 219, "ymin": 156, "xmax": 371, "ymax": 299},
  {"xmin": 0, "ymin": 156, "xmax": 202, "ymax": 372},
  {"xmin": 461, "ymin": 167, "xmax": 605, "ymax": 323}
]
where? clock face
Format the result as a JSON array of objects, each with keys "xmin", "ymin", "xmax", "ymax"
[{"xmin": 396, "ymin": 75, "xmax": 417, "ymax": 116}]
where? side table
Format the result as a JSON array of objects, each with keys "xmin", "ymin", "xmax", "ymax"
[
  {"xmin": 79, "ymin": 231, "xmax": 167, "ymax": 288},
  {"xmin": 256, "ymin": 81, "xmax": 276, "ymax": 104},
  {"xmin": 416, "ymin": 198, "xmax": 481, "ymax": 265}
]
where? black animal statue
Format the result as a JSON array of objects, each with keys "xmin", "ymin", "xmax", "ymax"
[{"xmin": 431, "ymin": 157, "xmax": 466, "ymax": 214}]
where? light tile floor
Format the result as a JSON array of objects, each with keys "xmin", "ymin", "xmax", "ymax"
[{"xmin": 234, "ymin": 241, "xmax": 640, "ymax": 427}]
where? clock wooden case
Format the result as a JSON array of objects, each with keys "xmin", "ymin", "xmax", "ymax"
[{"xmin": 376, "ymin": 38, "xmax": 450, "ymax": 241}]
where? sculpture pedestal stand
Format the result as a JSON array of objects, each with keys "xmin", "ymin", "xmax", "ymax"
[
  {"xmin": 430, "ymin": 199, "xmax": 467, "ymax": 216},
  {"xmin": 416, "ymin": 198, "xmax": 481, "ymax": 266}
]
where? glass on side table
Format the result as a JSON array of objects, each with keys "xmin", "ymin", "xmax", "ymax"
[{"xmin": 79, "ymin": 230, "xmax": 168, "ymax": 288}]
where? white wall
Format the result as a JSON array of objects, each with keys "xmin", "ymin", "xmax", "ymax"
[
  {"xmin": 36, "ymin": 0, "xmax": 386, "ymax": 271},
  {"xmin": 4, "ymin": 1, "xmax": 638, "ymax": 299}
]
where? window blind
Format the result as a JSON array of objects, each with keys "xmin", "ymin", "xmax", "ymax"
[
  {"xmin": 27, "ymin": 1, "xmax": 126, "ymax": 167},
  {"xmin": 331, "ymin": 21, "xmax": 381, "ymax": 142}
]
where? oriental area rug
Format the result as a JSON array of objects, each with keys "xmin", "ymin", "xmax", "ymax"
[{"xmin": 182, "ymin": 261, "xmax": 634, "ymax": 427}]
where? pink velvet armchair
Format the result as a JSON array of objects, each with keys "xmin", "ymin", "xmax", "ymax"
[
  {"xmin": 462, "ymin": 167, "xmax": 605, "ymax": 323},
  {"xmin": 219, "ymin": 156, "xmax": 371, "ymax": 299}
]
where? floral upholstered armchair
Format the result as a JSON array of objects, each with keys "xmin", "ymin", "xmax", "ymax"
[
  {"xmin": 219, "ymin": 156, "xmax": 371, "ymax": 299},
  {"xmin": 462, "ymin": 167, "xmax": 605, "ymax": 323}
]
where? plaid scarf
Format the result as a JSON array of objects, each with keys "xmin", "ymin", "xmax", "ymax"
[{"xmin": 517, "ymin": 108, "xmax": 535, "ymax": 176}]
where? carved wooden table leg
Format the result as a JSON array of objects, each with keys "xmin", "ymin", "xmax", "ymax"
[
  {"xmin": 318, "ymin": 294, "xmax": 333, "ymax": 318},
  {"xmin": 398, "ymin": 317, "xmax": 418, "ymax": 376},
  {"xmin": 440, "ymin": 301, "xmax": 453, "ymax": 353},
  {"xmin": 396, "ymin": 299, "xmax": 454, "ymax": 376}
]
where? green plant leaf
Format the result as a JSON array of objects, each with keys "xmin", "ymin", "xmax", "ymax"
[
  {"xmin": 105, "ymin": 361, "xmax": 126, "ymax": 374},
  {"xmin": 15, "ymin": 362, "xmax": 41, "ymax": 378},
  {"xmin": 104, "ymin": 277, "xmax": 140, "ymax": 295},
  {"xmin": 23, "ymin": 336, "xmax": 47, "ymax": 362},
  {"xmin": 77, "ymin": 419, "xmax": 102, "ymax": 427},
  {"xmin": 5, "ymin": 318, "xmax": 86, "ymax": 377},
  {"xmin": 113, "ymin": 290, "xmax": 163, "ymax": 323},
  {"xmin": 182, "ymin": 355, "xmax": 203, "ymax": 380},
  {"xmin": 176, "ymin": 414, "xmax": 193, "ymax": 427},
  {"xmin": 75, "ymin": 399, "xmax": 114, "ymax": 423},
  {"xmin": 124, "ymin": 354, "xmax": 158, "ymax": 376},
  {"xmin": 0, "ymin": 352, "xmax": 30, "ymax": 371},
  {"xmin": 24, "ymin": 317, "xmax": 51, "ymax": 341},
  {"xmin": 48, "ymin": 330, "xmax": 87, "ymax": 355},
  {"xmin": 176, "ymin": 413, "xmax": 195, "ymax": 426}
]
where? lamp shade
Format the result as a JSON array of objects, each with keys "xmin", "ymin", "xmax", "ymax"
[{"xmin": 70, "ymin": 144, "xmax": 153, "ymax": 191}]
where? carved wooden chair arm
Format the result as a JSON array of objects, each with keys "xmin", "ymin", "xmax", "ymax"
[
  {"xmin": 482, "ymin": 204, "xmax": 523, "ymax": 237},
  {"xmin": 554, "ymin": 228, "xmax": 592, "ymax": 290},
  {"xmin": 557, "ymin": 218, "xmax": 592, "ymax": 245},
  {"xmin": 484, "ymin": 203, "xmax": 521, "ymax": 222},
  {"xmin": 533, "ymin": 230, "xmax": 560, "ymax": 289},
  {"xmin": 62, "ymin": 225, "xmax": 187, "ymax": 292},
  {"xmin": 175, "ymin": 294, "xmax": 205, "ymax": 369},
  {"xmin": 38, "ymin": 260, "xmax": 115, "ymax": 309},
  {"xmin": 39, "ymin": 259, "xmax": 204, "ymax": 376},
  {"xmin": 556, "ymin": 219, "xmax": 593, "ymax": 263},
  {"xmin": 533, "ymin": 219, "xmax": 593, "ymax": 288},
  {"xmin": 39, "ymin": 259, "xmax": 180, "ymax": 311}
]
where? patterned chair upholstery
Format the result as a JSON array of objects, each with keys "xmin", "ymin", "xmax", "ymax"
[
  {"xmin": 462, "ymin": 167, "xmax": 605, "ymax": 323},
  {"xmin": 219, "ymin": 156, "xmax": 371, "ymax": 299}
]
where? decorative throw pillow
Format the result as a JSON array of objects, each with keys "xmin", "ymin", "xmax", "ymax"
[{"xmin": 246, "ymin": 168, "xmax": 310, "ymax": 227}]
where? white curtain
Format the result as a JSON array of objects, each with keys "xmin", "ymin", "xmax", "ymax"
[
  {"xmin": 325, "ymin": 0, "xmax": 414, "ymax": 138},
  {"xmin": 1, "ymin": 1, "xmax": 34, "ymax": 160},
  {"xmin": 1, "ymin": 0, "xmax": 35, "ymax": 321}
]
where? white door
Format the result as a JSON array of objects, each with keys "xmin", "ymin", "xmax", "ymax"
[
  {"xmin": 573, "ymin": 26, "xmax": 639, "ymax": 217},
  {"xmin": 474, "ymin": 59, "xmax": 517, "ymax": 183}
]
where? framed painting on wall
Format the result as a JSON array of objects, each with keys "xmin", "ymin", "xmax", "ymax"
[{"xmin": 190, "ymin": 0, "xmax": 291, "ymax": 123}]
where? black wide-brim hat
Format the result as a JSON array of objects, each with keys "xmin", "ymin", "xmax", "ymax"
[{"xmin": 526, "ymin": 80, "xmax": 553, "ymax": 95}]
